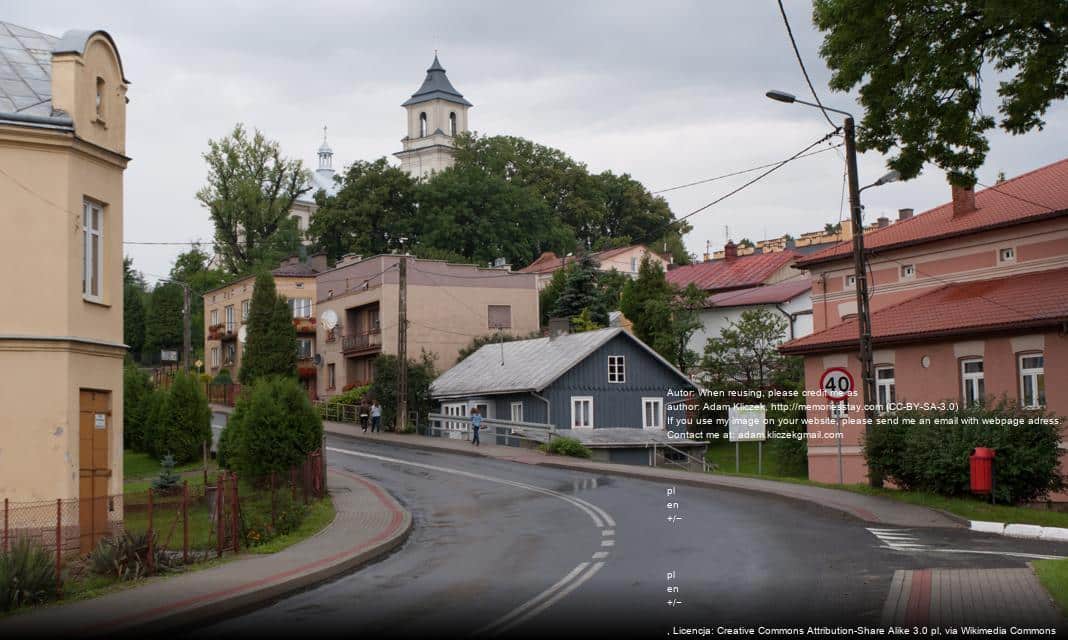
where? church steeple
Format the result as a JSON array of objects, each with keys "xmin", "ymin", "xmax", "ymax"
[
  {"xmin": 395, "ymin": 54, "xmax": 473, "ymax": 179},
  {"xmin": 317, "ymin": 125, "xmax": 333, "ymax": 171}
]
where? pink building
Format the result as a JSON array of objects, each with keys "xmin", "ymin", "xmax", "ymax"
[{"xmin": 780, "ymin": 159, "xmax": 1068, "ymax": 485}]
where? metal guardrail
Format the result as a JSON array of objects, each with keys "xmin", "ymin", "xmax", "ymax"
[
  {"xmin": 426, "ymin": 413, "xmax": 554, "ymax": 443},
  {"xmin": 650, "ymin": 440, "xmax": 713, "ymax": 473}
]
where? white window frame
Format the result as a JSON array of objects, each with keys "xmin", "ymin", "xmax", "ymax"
[
  {"xmin": 225, "ymin": 305, "xmax": 235, "ymax": 332},
  {"xmin": 297, "ymin": 337, "xmax": 313, "ymax": 359},
  {"xmin": 844, "ymin": 274, "xmax": 856, "ymax": 289},
  {"xmin": 1019, "ymin": 354, "xmax": 1045, "ymax": 409},
  {"xmin": 642, "ymin": 397, "xmax": 664, "ymax": 430},
  {"xmin": 327, "ymin": 363, "xmax": 336, "ymax": 389},
  {"xmin": 210, "ymin": 309, "xmax": 218, "ymax": 326},
  {"xmin": 998, "ymin": 247, "xmax": 1016, "ymax": 263},
  {"xmin": 630, "ymin": 257, "xmax": 638, "ymax": 273},
  {"xmin": 290, "ymin": 297, "xmax": 312, "ymax": 318},
  {"xmin": 210, "ymin": 347, "xmax": 220, "ymax": 368},
  {"xmin": 510, "ymin": 401, "xmax": 524, "ymax": 423},
  {"xmin": 608, "ymin": 355, "xmax": 626, "ymax": 383},
  {"xmin": 961, "ymin": 358, "xmax": 985, "ymax": 407},
  {"xmin": 82, "ymin": 200, "xmax": 104, "ymax": 302},
  {"xmin": 442, "ymin": 402, "xmax": 469, "ymax": 439},
  {"xmin": 900, "ymin": 264, "xmax": 915, "ymax": 280},
  {"xmin": 875, "ymin": 365, "xmax": 896, "ymax": 414},
  {"xmin": 241, "ymin": 299, "xmax": 249, "ymax": 321},
  {"xmin": 571, "ymin": 396, "xmax": 594, "ymax": 429}
]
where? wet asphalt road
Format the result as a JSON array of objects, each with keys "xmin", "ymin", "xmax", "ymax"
[{"xmin": 192, "ymin": 431, "xmax": 1068, "ymax": 638}]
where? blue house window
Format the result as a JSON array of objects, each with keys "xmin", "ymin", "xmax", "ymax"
[
  {"xmin": 608, "ymin": 355, "xmax": 625, "ymax": 383},
  {"xmin": 571, "ymin": 396, "xmax": 593, "ymax": 428}
]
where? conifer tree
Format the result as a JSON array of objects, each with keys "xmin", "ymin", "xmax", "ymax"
[{"xmin": 239, "ymin": 272, "xmax": 297, "ymax": 384}]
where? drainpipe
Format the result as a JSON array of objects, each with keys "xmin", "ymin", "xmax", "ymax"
[
  {"xmin": 531, "ymin": 390, "xmax": 553, "ymax": 442},
  {"xmin": 774, "ymin": 305, "xmax": 814, "ymax": 341}
]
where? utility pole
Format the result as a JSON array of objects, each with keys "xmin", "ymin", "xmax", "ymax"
[
  {"xmin": 843, "ymin": 116, "xmax": 878, "ymax": 487},
  {"xmin": 395, "ymin": 244, "xmax": 408, "ymax": 432},
  {"xmin": 182, "ymin": 283, "xmax": 192, "ymax": 373}
]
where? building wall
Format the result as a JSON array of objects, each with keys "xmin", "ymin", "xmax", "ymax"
[
  {"xmin": 315, "ymin": 256, "xmax": 539, "ymax": 398},
  {"xmin": 802, "ymin": 331, "xmax": 1068, "ymax": 485},
  {"xmin": 810, "ymin": 218, "xmax": 1068, "ymax": 330},
  {"xmin": 597, "ymin": 246, "xmax": 667, "ymax": 276},
  {"xmin": 687, "ymin": 293, "xmax": 813, "ymax": 354},
  {"xmin": 543, "ymin": 334, "xmax": 692, "ymax": 431},
  {"xmin": 0, "ymin": 31, "xmax": 127, "ymax": 501}
]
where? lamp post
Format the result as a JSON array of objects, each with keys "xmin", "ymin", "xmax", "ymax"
[{"xmin": 766, "ymin": 90, "xmax": 899, "ymax": 487}]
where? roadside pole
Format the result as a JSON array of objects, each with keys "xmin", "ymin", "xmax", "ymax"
[
  {"xmin": 182, "ymin": 283, "xmax": 192, "ymax": 372},
  {"xmin": 396, "ymin": 250, "xmax": 408, "ymax": 432},
  {"xmin": 836, "ymin": 414, "xmax": 844, "ymax": 484}
]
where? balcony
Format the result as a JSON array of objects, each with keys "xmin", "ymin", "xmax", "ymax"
[
  {"xmin": 207, "ymin": 323, "xmax": 225, "ymax": 340},
  {"xmin": 297, "ymin": 358, "xmax": 317, "ymax": 379},
  {"xmin": 220, "ymin": 324, "xmax": 238, "ymax": 341},
  {"xmin": 293, "ymin": 316, "xmax": 317, "ymax": 334},
  {"xmin": 341, "ymin": 330, "xmax": 382, "ymax": 357}
]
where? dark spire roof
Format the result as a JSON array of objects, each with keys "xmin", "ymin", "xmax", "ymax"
[{"xmin": 402, "ymin": 54, "xmax": 473, "ymax": 107}]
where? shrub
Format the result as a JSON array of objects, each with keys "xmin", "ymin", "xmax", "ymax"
[
  {"xmin": 326, "ymin": 384, "xmax": 371, "ymax": 407},
  {"xmin": 155, "ymin": 371, "xmax": 212, "ymax": 464},
  {"xmin": 239, "ymin": 492, "xmax": 309, "ymax": 547},
  {"xmin": 0, "ymin": 537, "xmax": 58, "ymax": 611},
  {"xmin": 198, "ymin": 373, "xmax": 213, "ymax": 384},
  {"xmin": 227, "ymin": 376, "xmax": 323, "ymax": 478},
  {"xmin": 151, "ymin": 454, "xmax": 182, "ymax": 493},
  {"xmin": 370, "ymin": 353, "xmax": 436, "ymax": 429},
  {"xmin": 864, "ymin": 397, "xmax": 1065, "ymax": 504},
  {"xmin": 88, "ymin": 531, "xmax": 173, "ymax": 581},
  {"xmin": 140, "ymin": 386, "xmax": 167, "ymax": 457},
  {"xmin": 123, "ymin": 364, "xmax": 152, "ymax": 452},
  {"xmin": 542, "ymin": 436, "xmax": 592, "ymax": 458},
  {"xmin": 214, "ymin": 368, "xmax": 233, "ymax": 385}
]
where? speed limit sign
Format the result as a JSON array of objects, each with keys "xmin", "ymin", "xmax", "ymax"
[{"xmin": 820, "ymin": 367, "xmax": 854, "ymax": 400}]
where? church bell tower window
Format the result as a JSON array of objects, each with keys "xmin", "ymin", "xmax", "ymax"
[
  {"xmin": 419, "ymin": 112, "xmax": 428, "ymax": 137},
  {"xmin": 449, "ymin": 112, "xmax": 457, "ymax": 136}
]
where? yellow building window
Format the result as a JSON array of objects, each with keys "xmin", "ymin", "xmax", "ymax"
[{"xmin": 83, "ymin": 200, "xmax": 104, "ymax": 301}]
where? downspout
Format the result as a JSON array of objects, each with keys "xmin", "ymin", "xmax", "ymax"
[
  {"xmin": 774, "ymin": 305, "xmax": 813, "ymax": 341},
  {"xmin": 531, "ymin": 389, "xmax": 553, "ymax": 443}
]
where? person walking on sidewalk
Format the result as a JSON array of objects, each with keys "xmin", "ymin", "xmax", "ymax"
[
  {"xmin": 370, "ymin": 400, "xmax": 382, "ymax": 433},
  {"xmin": 470, "ymin": 407, "xmax": 482, "ymax": 447},
  {"xmin": 360, "ymin": 400, "xmax": 370, "ymax": 433}
]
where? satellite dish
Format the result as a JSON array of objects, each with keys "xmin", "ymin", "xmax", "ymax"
[
  {"xmin": 238, "ymin": 325, "xmax": 248, "ymax": 344},
  {"xmin": 321, "ymin": 309, "xmax": 338, "ymax": 330}
]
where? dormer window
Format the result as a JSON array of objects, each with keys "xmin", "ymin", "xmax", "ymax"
[{"xmin": 419, "ymin": 112, "xmax": 428, "ymax": 137}]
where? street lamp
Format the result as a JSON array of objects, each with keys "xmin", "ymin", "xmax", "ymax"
[{"xmin": 767, "ymin": 89, "xmax": 896, "ymax": 488}]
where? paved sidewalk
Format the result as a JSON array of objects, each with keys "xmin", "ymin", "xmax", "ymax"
[
  {"xmin": 266, "ymin": 407, "xmax": 962, "ymax": 529},
  {"xmin": 881, "ymin": 568, "xmax": 1062, "ymax": 629},
  {"xmin": 0, "ymin": 468, "xmax": 411, "ymax": 638}
]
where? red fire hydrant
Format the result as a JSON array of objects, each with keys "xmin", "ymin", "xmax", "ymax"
[{"xmin": 969, "ymin": 447, "xmax": 996, "ymax": 496}]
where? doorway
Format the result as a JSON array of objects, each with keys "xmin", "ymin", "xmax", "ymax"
[{"xmin": 79, "ymin": 389, "xmax": 112, "ymax": 553}]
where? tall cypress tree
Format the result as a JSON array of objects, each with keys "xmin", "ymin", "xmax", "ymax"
[{"xmin": 239, "ymin": 271, "xmax": 297, "ymax": 384}]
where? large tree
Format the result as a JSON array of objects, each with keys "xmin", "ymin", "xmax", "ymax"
[
  {"xmin": 307, "ymin": 158, "xmax": 418, "ymax": 261},
  {"xmin": 169, "ymin": 247, "xmax": 226, "ymax": 361},
  {"xmin": 198, "ymin": 124, "xmax": 310, "ymax": 274},
  {"xmin": 239, "ymin": 272, "xmax": 297, "ymax": 385},
  {"xmin": 123, "ymin": 257, "xmax": 147, "ymax": 360},
  {"xmin": 700, "ymin": 308, "xmax": 798, "ymax": 392},
  {"xmin": 142, "ymin": 282, "xmax": 184, "ymax": 364},
  {"xmin": 550, "ymin": 253, "xmax": 610, "ymax": 326},
  {"xmin": 620, "ymin": 255, "xmax": 702, "ymax": 369},
  {"xmin": 814, "ymin": 1, "xmax": 1068, "ymax": 185}
]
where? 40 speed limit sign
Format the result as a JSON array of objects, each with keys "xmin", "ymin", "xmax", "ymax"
[{"xmin": 820, "ymin": 367, "xmax": 854, "ymax": 400}]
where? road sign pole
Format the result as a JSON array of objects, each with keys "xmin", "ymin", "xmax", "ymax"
[
  {"xmin": 758, "ymin": 441, "xmax": 762, "ymax": 475},
  {"xmin": 836, "ymin": 416, "xmax": 844, "ymax": 484},
  {"xmin": 735, "ymin": 442, "xmax": 739, "ymax": 473}
]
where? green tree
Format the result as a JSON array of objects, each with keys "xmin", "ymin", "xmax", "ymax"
[
  {"xmin": 122, "ymin": 363, "xmax": 152, "ymax": 452},
  {"xmin": 621, "ymin": 255, "xmax": 704, "ymax": 369},
  {"xmin": 550, "ymin": 253, "xmax": 609, "ymax": 326},
  {"xmin": 225, "ymin": 376, "xmax": 324, "ymax": 477},
  {"xmin": 597, "ymin": 268, "xmax": 630, "ymax": 312},
  {"xmin": 168, "ymin": 247, "xmax": 226, "ymax": 361},
  {"xmin": 197, "ymin": 124, "xmax": 310, "ymax": 274},
  {"xmin": 652, "ymin": 283, "xmax": 705, "ymax": 372},
  {"xmin": 307, "ymin": 158, "xmax": 418, "ymax": 261},
  {"xmin": 369, "ymin": 353, "xmax": 437, "ymax": 430},
  {"xmin": 123, "ymin": 258, "xmax": 147, "ymax": 360},
  {"xmin": 814, "ymin": 0, "xmax": 1068, "ymax": 185},
  {"xmin": 155, "ymin": 371, "xmax": 211, "ymax": 463},
  {"xmin": 142, "ymin": 282, "xmax": 184, "ymax": 364},
  {"xmin": 239, "ymin": 272, "xmax": 297, "ymax": 385},
  {"xmin": 700, "ymin": 308, "xmax": 797, "ymax": 392}
]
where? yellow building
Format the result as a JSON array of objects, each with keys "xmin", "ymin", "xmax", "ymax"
[{"xmin": 0, "ymin": 17, "xmax": 130, "ymax": 545}]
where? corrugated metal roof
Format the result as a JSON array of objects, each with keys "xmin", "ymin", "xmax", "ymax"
[
  {"xmin": 0, "ymin": 21, "xmax": 58, "ymax": 118},
  {"xmin": 704, "ymin": 277, "xmax": 811, "ymax": 308},
  {"xmin": 666, "ymin": 251, "xmax": 799, "ymax": 292},
  {"xmin": 431, "ymin": 328, "xmax": 621, "ymax": 397}
]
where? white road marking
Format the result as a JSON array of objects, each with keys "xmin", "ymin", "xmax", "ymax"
[
  {"xmin": 867, "ymin": 527, "xmax": 1065, "ymax": 559},
  {"xmin": 591, "ymin": 551, "xmax": 609, "ymax": 559},
  {"xmin": 935, "ymin": 549, "xmax": 1064, "ymax": 561},
  {"xmin": 602, "ymin": 529, "xmax": 615, "ymax": 536},
  {"xmin": 327, "ymin": 445, "xmax": 614, "ymax": 634}
]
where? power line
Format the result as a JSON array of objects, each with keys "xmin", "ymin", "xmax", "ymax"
[
  {"xmin": 124, "ymin": 241, "xmax": 211, "ymax": 246},
  {"xmin": 776, "ymin": 0, "xmax": 837, "ymax": 130},
  {"xmin": 651, "ymin": 144, "xmax": 843, "ymax": 194}
]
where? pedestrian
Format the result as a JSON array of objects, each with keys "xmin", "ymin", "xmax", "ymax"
[
  {"xmin": 370, "ymin": 400, "xmax": 382, "ymax": 433},
  {"xmin": 359, "ymin": 400, "xmax": 369, "ymax": 433},
  {"xmin": 470, "ymin": 407, "xmax": 482, "ymax": 447}
]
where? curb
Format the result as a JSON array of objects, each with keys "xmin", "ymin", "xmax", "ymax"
[
  {"xmin": 971, "ymin": 520, "xmax": 1068, "ymax": 542},
  {"xmin": 101, "ymin": 469, "xmax": 412, "ymax": 637}
]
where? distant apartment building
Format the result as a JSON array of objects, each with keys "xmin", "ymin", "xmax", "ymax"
[
  {"xmin": 0, "ymin": 20, "xmax": 129, "ymax": 546},
  {"xmin": 315, "ymin": 255, "xmax": 539, "ymax": 397},
  {"xmin": 667, "ymin": 243, "xmax": 811, "ymax": 354},
  {"xmin": 518, "ymin": 244, "xmax": 668, "ymax": 290},
  {"xmin": 203, "ymin": 254, "xmax": 328, "ymax": 396},
  {"xmin": 781, "ymin": 159, "xmax": 1068, "ymax": 485}
]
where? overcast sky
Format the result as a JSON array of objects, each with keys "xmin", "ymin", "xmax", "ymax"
[{"xmin": 7, "ymin": 0, "xmax": 1067, "ymax": 281}]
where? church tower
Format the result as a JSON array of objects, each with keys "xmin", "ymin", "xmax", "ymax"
[{"xmin": 395, "ymin": 54, "xmax": 472, "ymax": 179}]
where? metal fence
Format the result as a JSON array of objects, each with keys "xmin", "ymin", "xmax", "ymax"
[
  {"xmin": 205, "ymin": 382, "xmax": 243, "ymax": 406},
  {"xmin": 426, "ymin": 413, "xmax": 554, "ymax": 446},
  {"xmin": 1, "ymin": 450, "xmax": 326, "ymax": 596}
]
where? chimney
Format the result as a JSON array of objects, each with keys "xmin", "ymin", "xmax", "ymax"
[
  {"xmin": 877, "ymin": 216, "xmax": 890, "ymax": 228},
  {"xmin": 723, "ymin": 240, "xmax": 738, "ymax": 262},
  {"xmin": 952, "ymin": 184, "xmax": 976, "ymax": 216},
  {"xmin": 548, "ymin": 317, "xmax": 571, "ymax": 339},
  {"xmin": 898, "ymin": 208, "xmax": 914, "ymax": 221},
  {"xmin": 308, "ymin": 252, "xmax": 329, "ymax": 272}
]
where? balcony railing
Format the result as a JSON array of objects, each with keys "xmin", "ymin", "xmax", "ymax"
[
  {"xmin": 341, "ymin": 330, "xmax": 382, "ymax": 355},
  {"xmin": 293, "ymin": 316, "xmax": 317, "ymax": 334}
]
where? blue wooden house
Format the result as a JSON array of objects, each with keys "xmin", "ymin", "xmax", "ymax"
[{"xmin": 429, "ymin": 328, "xmax": 705, "ymax": 466}]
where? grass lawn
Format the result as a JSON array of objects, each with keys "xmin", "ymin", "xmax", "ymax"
[
  {"xmin": 245, "ymin": 498, "xmax": 336, "ymax": 555},
  {"xmin": 123, "ymin": 450, "xmax": 218, "ymax": 494},
  {"xmin": 704, "ymin": 441, "xmax": 806, "ymax": 478},
  {"xmin": 1034, "ymin": 559, "xmax": 1068, "ymax": 614}
]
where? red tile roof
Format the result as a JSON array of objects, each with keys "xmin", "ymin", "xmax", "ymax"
[
  {"xmin": 797, "ymin": 158, "xmax": 1068, "ymax": 268},
  {"xmin": 517, "ymin": 245, "xmax": 656, "ymax": 274},
  {"xmin": 704, "ymin": 277, "xmax": 811, "ymax": 308},
  {"xmin": 666, "ymin": 251, "xmax": 799, "ymax": 292},
  {"xmin": 779, "ymin": 267, "xmax": 1068, "ymax": 355}
]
